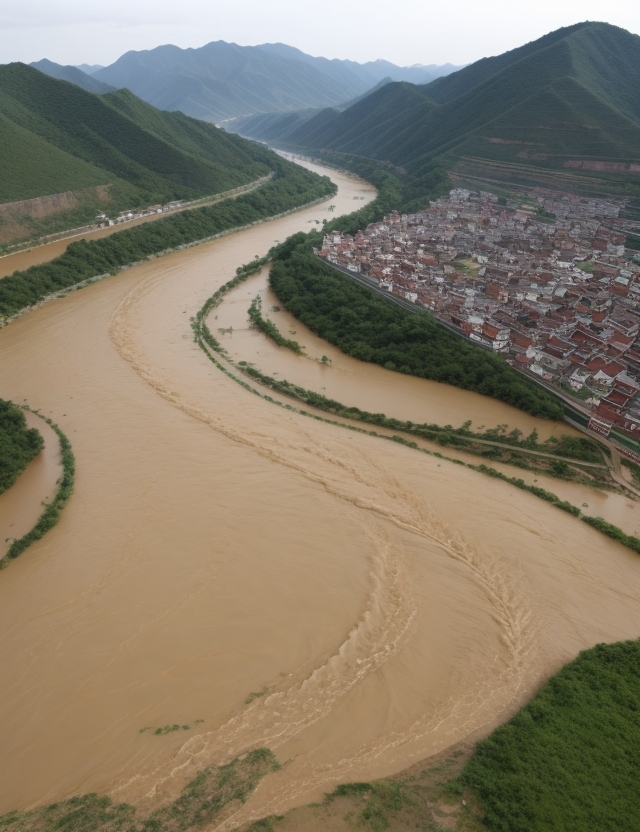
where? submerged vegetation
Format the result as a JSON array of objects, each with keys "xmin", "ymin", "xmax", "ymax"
[
  {"xmin": 139, "ymin": 720, "xmax": 204, "ymax": 736},
  {"xmin": 247, "ymin": 295, "xmax": 302, "ymax": 354},
  {"xmin": 0, "ymin": 748, "xmax": 279, "ymax": 831},
  {"xmin": 0, "ymin": 398, "xmax": 43, "ymax": 494},
  {"xmin": 189, "ymin": 257, "xmax": 640, "ymax": 558}
]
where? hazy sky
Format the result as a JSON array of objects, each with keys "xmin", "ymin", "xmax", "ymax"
[{"xmin": 2, "ymin": 0, "xmax": 639, "ymax": 68}]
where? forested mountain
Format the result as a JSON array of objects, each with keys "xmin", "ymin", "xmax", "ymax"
[
  {"xmin": 92, "ymin": 41, "xmax": 460, "ymax": 122},
  {"xmin": 235, "ymin": 23, "xmax": 640, "ymax": 199},
  {"xmin": 0, "ymin": 63, "xmax": 276, "ymax": 243},
  {"xmin": 30, "ymin": 60, "xmax": 116, "ymax": 95}
]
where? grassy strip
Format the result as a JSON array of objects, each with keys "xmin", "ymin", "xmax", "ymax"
[
  {"xmin": 0, "ymin": 398, "xmax": 44, "ymax": 494},
  {"xmin": 0, "ymin": 748, "xmax": 279, "ymax": 831},
  {"xmin": 461, "ymin": 640, "xmax": 640, "ymax": 832},
  {"xmin": 0, "ymin": 158, "xmax": 336, "ymax": 321},
  {"xmin": 246, "ymin": 743, "xmax": 482, "ymax": 832},
  {"xmin": 247, "ymin": 295, "xmax": 303, "ymax": 354},
  {"xmin": 235, "ymin": 363, "xmax": 584, "ymax": 515},
  {"xmin": 0, "ymin": 410, "xmax": 75, "ymax": 569},
  {"xmin": 580, "ymin": 515, "xmax": 640, "ymax": 553},
  {"xmin": 474, "ymin": 464, "xmax": 580, "ymax": 515}
]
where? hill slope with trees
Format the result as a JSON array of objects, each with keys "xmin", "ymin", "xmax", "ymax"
[
  {"xmin": 0, "ymin": 63, "xmax": 284, "ymax": 243},
  {"xmin": 235, "ymin": 22, "xmax": 640, "ymax": 199}
]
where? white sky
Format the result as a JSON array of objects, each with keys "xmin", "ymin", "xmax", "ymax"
[{"xmin": 1, "ymin": 0, "xmax": 639, "ymax": 68}]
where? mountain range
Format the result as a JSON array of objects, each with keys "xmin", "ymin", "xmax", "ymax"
[
  {"xmin": 31, "ymin": 42, "xmax": 460, "ymax": 124},
  {"xmin": 233, "ymin": 22, "xmax": 640, "ymax": 202},
  {"xmin": 0, "ymin": 63, "xmax": 275, "ymax": 243}
]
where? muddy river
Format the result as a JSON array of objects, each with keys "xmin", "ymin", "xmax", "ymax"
[{"xmin": 1, "ymin": 160, "xmax": 639, "ymax": 828}]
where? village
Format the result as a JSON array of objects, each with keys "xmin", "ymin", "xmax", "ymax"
[{"xmin": 317, "ymin": 188, "xmax": 640, "ymax": 443}]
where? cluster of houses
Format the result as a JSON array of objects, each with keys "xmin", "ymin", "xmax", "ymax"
[{"xmin": 317, "ymin": 188, "xmax": 640, "ymax": 441}]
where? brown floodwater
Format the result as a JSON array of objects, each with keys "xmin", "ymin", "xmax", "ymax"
[{"xmin": 1, "ymin": 160, "xmax": 640, "ymax": 829}]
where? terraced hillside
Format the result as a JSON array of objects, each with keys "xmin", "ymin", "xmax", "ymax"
[{"xmin": 235, "ymin": 22, "xmax": 640, "ymax": 199}]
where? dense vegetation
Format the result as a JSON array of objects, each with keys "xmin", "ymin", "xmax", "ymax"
[
  {"xmin": 463, "ymin": 640, "xmax": 640, "ymax": 832},
  {"xmin": 270, "ymin": 239, "xmax": 563, "ymax": 420},
  {"xmin": 0, "ymin": 158, "xmax": 335, "ymax": 319},
  {"xmin": 236, "ymin": 22, "xmax": 640, "ymax": 199},
  {"xmin": 0, "ymin": 62, "xmax": 273, "ymax": 213},
  {"xmin": 0, "ymin": 399, "xmax": 43, "ymax": 494}
]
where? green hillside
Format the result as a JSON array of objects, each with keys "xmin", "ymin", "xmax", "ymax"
[
  {"xmin": 0, "ymin": 63, "xmax": 277, "ymax": 243},
  {"xmin": 0, "ymin": 111, "xmax": 118, "ymax": 203},
  {"xmin": 235, "ymin": 22, "xmax": 640, "ymax": 199}
]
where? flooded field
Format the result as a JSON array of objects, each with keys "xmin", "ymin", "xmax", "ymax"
[{"xmin": 0, "ymin": 160, "xmax": 639, "ymax": 828}]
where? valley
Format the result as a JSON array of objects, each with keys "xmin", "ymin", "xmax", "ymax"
[
  {"xmin": 2, "ymin": 16, "xmax": 640, "ymax": 831},
  {"xmin": 1, "ymin": 160, "xmax": 640, "ymax": 831}
]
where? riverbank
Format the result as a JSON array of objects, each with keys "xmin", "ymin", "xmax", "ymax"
[{"xmin": 0, "ymin": 175, "xmax": 273, "ymax": 280}]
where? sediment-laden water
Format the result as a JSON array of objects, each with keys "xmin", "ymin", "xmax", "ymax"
[{"xmin": 0, "ymin": 162, "xmax": 639, "ymax": 828}]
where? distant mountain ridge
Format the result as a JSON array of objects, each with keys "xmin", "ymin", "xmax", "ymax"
[
  {"xmin": 234, "ymin": 22, "xmax": 640, "ymax": 201},
  {"xmin": 75, "ymin": 64, "xmax": 104, "ymax": 76},
  {"xmin": 30, "ymin": 59, "xmax": 116, "ymax": 95},
  {"xmin": 91, "ymin": 41, "xmax": 461, "ymax": 122}
]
